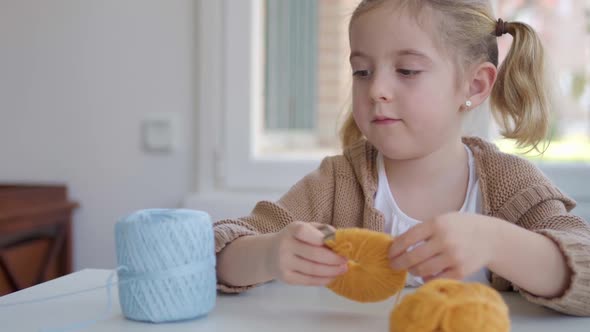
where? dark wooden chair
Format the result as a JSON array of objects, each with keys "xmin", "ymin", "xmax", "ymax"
[{"xmin": 0, "ymin": 185, "xmax": 78, "ymax": 295}]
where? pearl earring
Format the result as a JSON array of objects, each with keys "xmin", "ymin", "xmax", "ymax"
[{"xmin": 465, "ymin": 100, "xmax": 472, "ymax": 108}]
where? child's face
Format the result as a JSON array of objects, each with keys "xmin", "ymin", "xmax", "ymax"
[{"xmin": 349, "ymin": 6, "xmax": 467, "ymax": 160}]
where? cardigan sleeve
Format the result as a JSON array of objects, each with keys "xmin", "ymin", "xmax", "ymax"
[
  {"xmin": 213, "ymin": 156, "xmax": 338, "ymax": 293},
  {"xmin": 510, "ymin": 198, "xmax": 590, "ymax": 316}
]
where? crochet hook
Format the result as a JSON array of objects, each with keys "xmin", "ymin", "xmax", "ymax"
[{"xmin": 317, "ymin": 224, "xmax": 336, "ymax": 242}]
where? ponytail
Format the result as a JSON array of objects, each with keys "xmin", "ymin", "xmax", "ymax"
[{"xmin": 490, "ymin": 21, "xmax": 551, "ymax": 151}]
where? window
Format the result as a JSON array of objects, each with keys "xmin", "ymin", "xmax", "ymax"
[
  {"xmin": 259, "ymin": 0, "xmax": 358, "ymax": 157},
  {"xmin": 198, "ymin": 0, "xmax": 358, "ymax": 191}
]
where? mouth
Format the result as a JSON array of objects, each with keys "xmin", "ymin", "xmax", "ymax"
[{"xmin": 372, "ymin": 116, "xmax": 401, "ymax": 125}]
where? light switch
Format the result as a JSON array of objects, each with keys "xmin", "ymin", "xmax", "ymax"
[{"xmin": 141, "ymin": 113, "xmax": 178, "ymax": 153}]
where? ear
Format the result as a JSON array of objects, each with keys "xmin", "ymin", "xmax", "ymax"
[{"xmin": 463, "ymin": 62, "xmax": 497, "ymax": 110}]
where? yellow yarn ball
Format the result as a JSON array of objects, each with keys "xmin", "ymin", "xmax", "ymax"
[
  {"xmin": 324, "ymin": 228, "xmax": 407, "ymax": 303},
  {"xmin": 390, "ymin": 279, "xmax": 510, "ymax": 332},
  {"xmin": 389, "ymin": 287, "xmax": 448, "ymax": 331}
]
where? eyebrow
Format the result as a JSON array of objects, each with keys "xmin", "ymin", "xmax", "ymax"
[{"xmin": 349, "ymin": 49, "xmax": 433, "ymax": 63}]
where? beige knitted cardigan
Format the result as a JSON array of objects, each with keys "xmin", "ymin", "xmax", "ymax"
[{"xmin": 214, "ymin": 137, "xmax": 590, "ymax": 316}]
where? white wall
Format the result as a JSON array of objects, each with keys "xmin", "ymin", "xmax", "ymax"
[{"xmin": 0, "ymin": 0, "xmax": 196, "ymax": 269}]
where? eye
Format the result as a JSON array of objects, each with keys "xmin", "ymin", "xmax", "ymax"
[
  {"xmin": 352, "ymin": 70, "xmax": 371, "ymax": 78},
  {"xmin": 397, "ymin": 69, "xmax": 421, "ymax": 77}
]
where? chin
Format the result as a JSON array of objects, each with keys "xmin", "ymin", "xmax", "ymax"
[{"xmin": 373, "ymin": 141, "xmax": 422, "ymax": 160}]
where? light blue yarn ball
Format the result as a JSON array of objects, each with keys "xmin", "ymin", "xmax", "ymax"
[{"xmin": 115, "ymin": 209, "xmax": 216, "ymax": 323}]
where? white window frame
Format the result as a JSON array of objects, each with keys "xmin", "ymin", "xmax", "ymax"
[
  {"xmin": 196, "ymin": 0, "xmax": 319, "ymax": 193},
  {"xmin": 195, "ymin": 0, "xmax": 590, "ymax": 219}
]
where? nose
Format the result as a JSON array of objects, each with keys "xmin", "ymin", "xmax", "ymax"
[{"xmin": 369, "ymin": 72, "xmax": 394, "ymax": 103}]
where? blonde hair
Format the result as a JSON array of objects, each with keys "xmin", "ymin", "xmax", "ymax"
[{"xmin": 340, "ymin": 0, "xmax": 551, "ymax": 151}]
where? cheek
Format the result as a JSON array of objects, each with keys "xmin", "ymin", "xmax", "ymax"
[
  {"xmin": 351, "ymin": 103, "xmax": 368, "ymax": 136},
  {"xmin": 352, "ymin": 82, "xmax": 368, "ymax": 104},
  {"xmin": 403, "ymin": 82, "xmax": 459, "ymax": 131},
  {"xmin": 352, "ymin": 86, "xmax": 370, "ymax": 121},
  {"xmin": 407, "ymin": 98, "xmax": 450, "ymax": 128}
]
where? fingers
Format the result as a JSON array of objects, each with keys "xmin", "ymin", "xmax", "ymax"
[
  {"xmin": 292, "ymin": 255, "xmax": 348, "ymax": 278},
  {"xmin": 281, "ymin": 270, "xmax": 337, "ymax": 287},
  {"xmin": 288, "ymin": 222, "xmax": 346, "ymax": 265},
  {"xmin": 408, "ymin": 254, "xmax": 450, "ymax": 278},
  {"xmin": 293, "ymin": 238, "xmax": 348, "ymax": 265},
  {"xmin": 431, "ymin": 268, "xmax": 463, "ymax": 280},
  {"xmin": 275, "ymin": 222, "xmax": 351, "ymax": 287},
  {"xmin": 422, "ymin": 275, "xmax": 436, "ymax": 283},
  {"xmin": 390, "ymin": 239, "xmax": 442, "ymax": 271},
  {"xmin": 281, "ymin": 253, "xmax": 347, "ymax": 287},
  {"xmin": 309, "ymin": 222, "xmax": 336, "ymax": 233},
  {"xmin": 389, "ymin": 222, "xmax": 435, "ymax": 259},
  {"xmin": 291, "ymin": 222, "xmax": 328, "ymax": 246},
  {"xmin": 277, "ymin": 232, "xmax": 348, "ymax": 287}
]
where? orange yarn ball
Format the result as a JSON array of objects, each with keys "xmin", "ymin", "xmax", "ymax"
[
  {"xmin": 324, "ymin": 228, "xmax": 407, "ymax": 303},
  {"xmin": 390, "ymin": 279, "xmax": 510, "ymax": 332}
]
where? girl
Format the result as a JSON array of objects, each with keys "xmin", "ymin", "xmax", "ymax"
[{"xmin": 214, "ymin": 0, "xmax": 590, "ymax": 316}]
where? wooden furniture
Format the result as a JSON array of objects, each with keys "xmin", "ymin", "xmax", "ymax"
[
  {"xmin": 1, "ymin": 269, "xmax": 590, "ymax": 331},
  {"xmin": 0, "ymin": 184, "xmax": 78, "ymax": 296}
]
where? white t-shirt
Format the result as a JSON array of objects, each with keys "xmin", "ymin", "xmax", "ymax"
[{"xmin": 374, "ymin": 145, "xmax": 490, "ymax": 287}]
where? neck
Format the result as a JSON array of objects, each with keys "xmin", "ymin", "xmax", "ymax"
[{"xmin": 383, "ymin": 138, "xmax": 468, "ymax": 190}]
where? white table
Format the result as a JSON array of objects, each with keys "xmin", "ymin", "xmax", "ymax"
[{"xmin": 1, "ymin": 269, "xmax": 589, "ymax": 331}]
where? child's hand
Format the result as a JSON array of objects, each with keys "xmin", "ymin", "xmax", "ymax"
[
  {"xmin": 388, "ymin": 212, "xmax": 498, "ymax": 281},
  {"xmin": 266, "ymin": 221, "xmax": 349, "ymax": 286}
]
